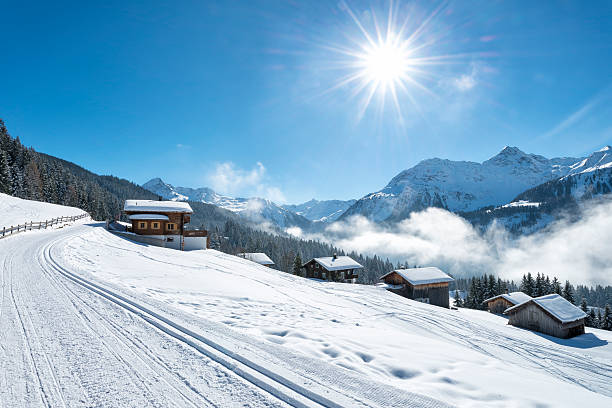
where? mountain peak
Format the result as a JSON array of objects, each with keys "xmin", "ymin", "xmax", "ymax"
[
  {"xmin": 598, "ymin": 145, "xmax": 611, "ymax": 152},
  {"xmin": 498, "ymin": 146, "xmax": 525, "ymax": 156},
  {"xmin": 143, "ymin": 177, "xmax": 165, "ymax": 185}
]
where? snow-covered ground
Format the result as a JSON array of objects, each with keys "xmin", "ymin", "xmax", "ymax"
[
  {"xmin": 0, "ymin": 193, "xmax": 84, "ymax": 227},
  {"xmin": 58, "ymin": 226, "xmax": 612, "ymax": 407},
  {"xmin": 1, "ymin": 196, "xmax": 611, "ymax": 407}
]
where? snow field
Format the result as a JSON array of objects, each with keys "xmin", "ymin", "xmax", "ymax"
[
  {"xmin": 0, "ymin": 192, "xmax": 85, "ymax": 227},
  {"xmin": 60, "ymin": 225, "xmax": 612, "ymax": 407}
]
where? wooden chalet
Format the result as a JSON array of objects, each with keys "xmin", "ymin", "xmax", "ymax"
[
  {"xmin": 380, "ymin": 267, "xmax": 454, "ymax": 308},
  {"xmin": 237, "ymin": 253, "xmax": 275, "ymax": 267},
  {"xmin": 483, "ymin": 292, "xmax": 532, "ymax": 314},
  {"xmin": 123, "ymin": 200, "xmax": 208, "ymax": 250},
  {"xmin": 504, "ymin": 294, "xmax": 586, "ymax": 339},
  {"xmin": 302, "ymin": 255, "xmax": 362, "ymax": 283}
]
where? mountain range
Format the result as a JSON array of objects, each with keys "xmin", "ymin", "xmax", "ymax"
[{"xmin": 143, "ymin": 145, "xmax": 612, "ymax": 234}]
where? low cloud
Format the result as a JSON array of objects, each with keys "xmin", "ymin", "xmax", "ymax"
[
  {"xmin": 289, "ymin": 199, "xmax": 612, "ymax": 285},
  {"xmin": 207, "ymin": 161, "xmax": 286, "ymax": 203}
]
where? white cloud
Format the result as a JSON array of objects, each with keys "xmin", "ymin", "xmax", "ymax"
[
  {"xmin": 453, "ymin": 73, "xmax": 477, "ymax": 91},
  {"xmin": 451, "ymin": 63, "xmax": 479, "ymax": 92},
  {"xmin": 297, "ymin": 200, "xmax": 612, "ymax": 285},
  {"xmin": 207, "ymin": 161, "xmax": 286, "ymax": 203}
]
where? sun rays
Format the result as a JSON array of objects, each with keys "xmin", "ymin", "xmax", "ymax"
[{"xmin": 324, "ymin": 0, "xmax": 460, "ymax": 121}]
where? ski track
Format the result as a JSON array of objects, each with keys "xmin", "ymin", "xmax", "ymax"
[
  {"xmin": 1, "ymin": 221, "xmax": 451, "ymax": 408},
  {"xmin": 0, "ymin": 222, "xmax": 292, "ymax": 408}
]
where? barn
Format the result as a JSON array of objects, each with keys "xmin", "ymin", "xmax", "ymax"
[
  {"xmin": 483, "ymin": 292, "xmax": 532, "ymax": 314},
  {"xmin": 504, "ymin": 294, "xmax": 587, "ymax": 339},
  {"xmin": 237, "ymin": 252, "xmax": 275, "ymax": 267},
  {"xmin": 380, "ymin": 267, "xmax": 454, "ymax": 308},
  {"xmin": 301, "ymin": 255, "xmax": 362, "ymax": 283}
]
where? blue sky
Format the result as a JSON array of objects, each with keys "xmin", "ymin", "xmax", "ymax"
[{"xmin": 1, "ymin": 0, "xmax": 611, "ymax": 204}]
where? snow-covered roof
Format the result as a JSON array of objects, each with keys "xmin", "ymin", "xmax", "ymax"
[
  {"xmin": 128, "ymin": 214, "xmax": 170, "ymax": 221},
  {"xmin": 237, "ymin": 253, "xmax": 275, "ymax": 265},
  {"xmin": 483, "ymin": 291, "xmax": 532, "ymax": 305},
  {"xmin": 505, "ymin": 294, "xmax": 587, "ymax": 324},
  {"xmin": 306, "ymin": 256, "xmax": 364, "ymax": 271},
  {"xmin": 380, "ymin": 267, "xmax": 454, "ymax": 286},
  {"xmin": 124, "ymin": 200, "xmax": 193, "ymax": 213}
]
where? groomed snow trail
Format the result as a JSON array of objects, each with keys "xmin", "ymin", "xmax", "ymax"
[
  {"xmin": 0, "ymin": 222, "xmax": 453, "ymax": 408},
  {"xmin": 0, "ymin": 223, "xmax": 292, "ymax": 407}
]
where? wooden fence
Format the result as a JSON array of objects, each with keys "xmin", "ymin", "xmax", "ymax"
[{"xmin": 1, "ymin": 213, "xmax": 89, "ymax": 239}]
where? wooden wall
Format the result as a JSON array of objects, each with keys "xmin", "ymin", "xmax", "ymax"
[
  {"xmin": 127, "ymin": 212, "xmax": 185, "ymax": 236},
  {"xmin": 507, "ymin": 303, "xmax": 585, "ymax": 339},
  {"xmin": 387, "ymin": 280, "xmax": 450, "ymax": 308},
  {"xmin": 487, "ymin": 298, "xmax": 514, "ymax": 314},
  {"xmin": 303, "ymin": 261, "xmax": 358, "ymax": 283}
]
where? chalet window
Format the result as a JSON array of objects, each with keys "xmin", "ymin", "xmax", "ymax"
[
  {"xmin": 138, "ymin": 221, "xmax": 147, "ymax": 229},
  {"xmin": 152, "ymin": 222, "xmax": 160, "ymax": 229},
  {"xmin": 166, "ymin": 223, "xmax": 176, "ymax": 231}
]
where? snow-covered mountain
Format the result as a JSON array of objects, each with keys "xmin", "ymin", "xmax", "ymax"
[
  {"xmin": 462, "ymin": 146, "xmax": 612, "ymax": 233},
  {"xmin": 283, "ymin": 199, "xmax": 356, "ymax": 223},
  {"xmin": 142, "ymin": 178, "xmax": 312, "ymax": 229},
  {"xmin": 341, "ymin": 146, "xmax": 585, "ymax": 222}
]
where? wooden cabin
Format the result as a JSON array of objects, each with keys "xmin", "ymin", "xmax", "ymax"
[
  {"xmin": 302, "ymin": 255, "xmax": 362, "ymax": 283},
  {"xmin": 237, "ymin": 253, "xmax": 275, "ymax": 267},
  {"xmin": 504, "ymin": 294, "xmax": 586, "ymax": 339},
  {"xmin": 123, "ymin": 200, "xmax": 207, "ymax": 250},
  {"xmin": 483, "ymin": 292, "xmax": 532, "ymax": 314},
  {"xmin": 380, "ymin": 267, "xmax": 454, "ymax": 308}
]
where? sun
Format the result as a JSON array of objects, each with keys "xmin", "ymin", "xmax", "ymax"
[
  {"xmin": 323, "ymin": 1, "xmax": 456, "ymax": 120},
  {"xmin": 360, "ymin": 36, "xmax": 412, "ymax": 86}
]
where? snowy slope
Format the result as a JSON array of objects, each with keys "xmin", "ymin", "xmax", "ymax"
[
  {"xmin": 48, "ymin": 224, "xmax": 612, "ymax": 408},
  {"xmin": 283, "ymin": 199, "xmax": 356, "ymax": 223},
  {"xmin": 342, "ymin": 147, "xmax": 584, "ymax": 222},
  {"xmin": 0, "ymin": 192, "xmax": 85, "ymax": 226},
  {"xmin": 142, "ymin": 178, "xmax": 312, "ymax": 229}
]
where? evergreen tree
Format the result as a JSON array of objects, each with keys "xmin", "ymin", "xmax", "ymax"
[
  {"xmin": 453, "ymin": 290, "xmax": 463, "ymax": 308},
  {"xmin": 551, "ymin": 277, "xmax": 562, "ymax": 295},
  {"xmin": 292, "ymin": 254, "xmax": 302, "ymax": 276},
  {"xmin": 596, "ymin": 309, "xmax": 603, "ymax": 329},
  {"xmin": 563, "ymin": 280, "xmax": 575, "ymax": 304},
  {"xmin": 604, "ymin": 304, "xmax": 612, "ymax": 331},
  {"xmin": 535, "ymin": 273, "xmax": 544, "ymax": 297},
  {"xmin": 0, "ymin": 150, "xmax": 11, "ymax": 194},
  {"xmin": 588, "ymin": 308, "xmax": 596, "ymax": 328},
  {"xmin": 580, "ymin": 298, "xmax": 589, "ymax": 326}
]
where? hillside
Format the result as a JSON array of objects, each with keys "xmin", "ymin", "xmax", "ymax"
[
  {"xmin": 0, "ymin": 192, "xmax": 85, "ymax": 226},
  {"xmin": 0, "ymin": 120, "xmax": 159, "ymax": 220},
  {"xmin": 2, "ymin": 219, "xmax": 610, "ymax": 407}
]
